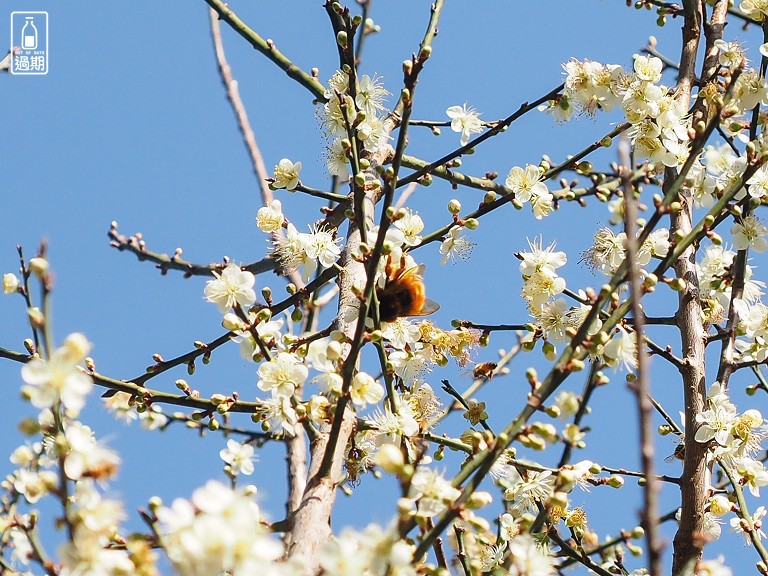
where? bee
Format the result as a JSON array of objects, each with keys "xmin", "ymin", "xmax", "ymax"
[
  {"xmin": 664, "ymin": 441, "xmax": 685, "ymax": 463},
  {"xmin": 376, "ymin": 255, "xmax": 440, "ymax": 322},
  {"xmin": 471, "ymin": 361, "xmax": 498, "ymax": 381}
]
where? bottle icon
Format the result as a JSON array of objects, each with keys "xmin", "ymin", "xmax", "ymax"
[{"xmin": 21, "ymin": 17, "xmax": 37, "ymax": 50}]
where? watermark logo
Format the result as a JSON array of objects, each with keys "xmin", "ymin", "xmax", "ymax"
[{"xmin": 10, "ymin": 12, "xmax": 48, "ymax": 75}]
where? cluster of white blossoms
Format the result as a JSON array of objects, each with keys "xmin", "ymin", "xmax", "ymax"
[
  {"xmin": 505, "ymin": 164, "xmax": 554, "ymax": 220},
  {"xmin": 4, "ymin": 336, "xmax": 154, "ymax": 575},
  {"xmin": 696, "ymin": 243, "xmax": 765, "ymax": 326},
  {"xmin": 274, "ymin": 222, "xmax": 343, "ymax": 283},
  {"xmin": 20, "ymin": 332, "xmax": 93, "ymax": 417},
  {"xmin": 584, "ymin": 226, "xmax": 670, "ymax": 277},
  {"xmin": 558, "ymin": 55, "xmax": 689, "ymax": 167},
  {"xmin": 156, "ymin": 480, "xmax": 291, "ymax": 576},
  {"xmin": 319, "ymin": 70, "xmax": 391, "ymax": 180},
  {"xmin": 677, "ymin": 382, "xmax": 768, "ymax": 545},
  {"xmin": 559, "ymin": 48, "xmax": 768, "ymax": 174},
  {"xmin": 319, "ymin": 522, "xmax": 416, "ymax": 576},
  {"xmin": 688, "ymin": 142, "xmax": 768, "ymax": 211},
  {"xmin": 517, "ymin": 238, "xmax": 602, "ymax": 356},
  {"xmin": 480, "ymin": 459, "xmax": 602, "ymax": 574}
]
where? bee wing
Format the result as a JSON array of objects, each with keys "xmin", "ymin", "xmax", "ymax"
[
  {"xmin": 413, "ymin": 298, "xmax": 440, "ymax": 316},
  {"xmin": 397, "ymin": 264, "xmax": 426, "ymax": 281}
]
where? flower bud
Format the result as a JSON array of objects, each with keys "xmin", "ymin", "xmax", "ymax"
[
  {"xmin": 29, "ymin": 257, "xmax": 49, "ymax": 278},
  {"xmin": 467, "ymin": 491, "xmax": 493, "ymax": 509},
  {"xmin": 2, "ymin": 273, "xmax": 19, "ymax": 294},
  {"xmin": 375, "ymin": 443, "xmax": 405, "ymax": 475},
  {"xmin": 607, "ymin": 475, "xmax": 624, "ymax": 488}
]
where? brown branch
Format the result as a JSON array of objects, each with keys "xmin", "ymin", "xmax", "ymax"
[
  {"xmin": 619, "ymin": 138, "xmax": 662, "ymax": 576},
  {"xmin": 670, "ymin": 2, "xmax": 708, "ymax": 573},
  {"xmin": 108, "ymin": 222, "xmax": 276, "ymax": 278},
  {"xmin": 209, "ymin": 8, "xmax": 305, "ymax": 291}
]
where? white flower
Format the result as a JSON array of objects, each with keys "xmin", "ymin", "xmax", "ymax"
[
  {"xmin": 327, "ymin": 137, "xmax": 351, "ymax": 180},
  {"xmin": 521, "ymin": 268, "xmax": 566, "ymax": 310},
  {"xmin": 305, "ymin": 225, "xmax": 342, "ymax": 270},
  {"xmin": 734, "ymin": 456, "xmax": 768, "ymax": 497},
  {"xmin": 446, "ymin": 103, "xmax": 483, "ymax": 146},
  {"xmin": 633, "ymin": 54, "xmax": 663, "ymax": 83},
  {"xmin": 219, "ymin": 439, "xmax": 256, "ymax": 476},
  {"xmin": 235, "ymin": 315, "xmax": 286, "ymax": 361},
  {"xmin": 355, "ymin": 74, "xmax": 389, "ymax": 117},
  {"xmin": 553, "ymin": 391, "xmax": 581, "ymax": 420},
  {"xmin": 256, "ymin": 199, "xmax": 284, "ymax": 232},
  {"xmin": 530, "ymin": 186, "xmax": 554, "ymax": 219},
  {"xmin": 709, "ymin": 494, "xmax": 732, "ymax": 517},
  {"xmin": 518, "ymin": 237, "xmax": 567, "ymax": 276},
  {"xmin": 273, "ymin": 223, "xmax": 312, "ymax": 273},
  {"xmin": 741, "ymin": 0, "xmax": 768, "ymax": 20},
  {"xmin": 404, "ymin": 382, "xmax": 442, "ymax": 428},
  {"xmin": 366, "ymin": 403, "xmax": 419, "ymax": 444},
  {"xmin": 389, "ymin": 344, "xmax": 435, "ymax": 385},
  {"xmin": 504, "ymin": 470, "xmax": 555, "ymax": 514},
  {"xmin": 696, "ymin": 556, "xmax": 732, "ymax": 576},
  {"xmin": 732, "ymin": 215, "xmax": 768, "ymax": 253},
  {"xmin": 257, "ymin": 352, "xmax": 308, "ymax": 397},
  {"xmin": 258, "ymin": 390, "xmax": 299, "ymax": 436},
  {"xmin": 535, "ymin": 298, "xmax": 569, "ymax": 343},
  {"xmin": 393, "ymin": 209, "xmax": 424, "ymax": 246},
  {"xmin": 2, "ymin": 272, "xmax": 19, "ymax": 294},
  {"xmin": 603, "ymin": 327, "xmax": 638, "ymax": 371},
  {"xmin": 713, "ymin": 40, "xmax": 744, "ymax": 69},
  {"xmin": 13, "ymin": 468, "xmax": 55, "ymax": 504},
  {"xmin": 586, "ymin": 227, "xmax": 626, "ymax": 275},
  {"xmin": 439, "ymin": 225, "xmax": 474, "ymax": 264},
  {"xmin": 480, "ymin": 543, "xmax": 506, "ymax": 571},
  {"xmin": 350, "ymin": 372, "xmax": 384, "ymax": 408},
  {"xmin": 21, "ymin": 333, "xmax": 93, "ymax": 416},
  {"xmin": 356, "ymin": 116, "xmax": 390, "ymax": 154},
  {"xmin": 732, "ymin": 68, "xmax": 768, "ymax": 114},
  {"xmin": 157, "ymin": 480, "xmax": 283, "ymax": 575},
  {"xmin": 563, "ymin": 58, "xmax": 625, "ymax": 114},
  {"xmin": 734, "ymin": 298, "xmax": 768, "ymax": 340},
  {"xmin": 702, "ymin": 510, "xmax": 724, "ymax": 540},
  {"xmin": 63, "ymin": 422, "xmax": 120, "ymax": 481},
  {"xmin": 729, "ymin": 505, "xmax": 767, "ymax": 545},
  {"xmin": 507, "ymin": 533, "xmax": 555, "ymax": 576},
  {"xmin": 694, "ymin": 400, "xmax": 737, "ymax": 445},
  {"xmin": 272, "ymin": 158, "xmax": 302, "ymax": 190},
  {"xmin": 204, "ymin": 264, "xmax": 256, "ymax": 313},
  {"xmin": 381, "ymin": 318, "xmax": 421, "ymax": 350},
  {"xmin": 506, "ymin": 164, "xmax": 548, "ymax": 203},
  {"xmin": 408, "ymin": 467, "xmax": 461, "ymax": 517}
]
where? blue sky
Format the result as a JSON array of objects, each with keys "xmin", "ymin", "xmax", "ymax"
[{"xmin": 1, "ymin": 1, "xmax": 766, "ymax": 573}]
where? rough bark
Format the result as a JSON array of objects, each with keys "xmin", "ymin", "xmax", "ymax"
[
  {"xmin": 284, "ymin": 188, "xmax": 379, "ymax": 570},
  {"xmin": 671, "ymin": 3, "xmax": 709, "ymax": 573}
]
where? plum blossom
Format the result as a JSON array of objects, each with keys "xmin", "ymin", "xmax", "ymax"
[
  {"xmin": 271, "ymin": 158, "xmax": 301, "ymax": 190},
  {"xmin": 21, "ymin": 333, "xmax": 93, "ymax": 417},
  {"xmin": 446, "ymin": 103, "xmax": 483, "ymax": 145},
  {"xmin": 204, "ymin": 264, "xmax": 256, "ymax": 313}
]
